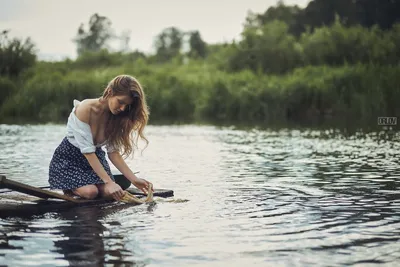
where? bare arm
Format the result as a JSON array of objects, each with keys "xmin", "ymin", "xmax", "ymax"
[
  {"xmin": 108, "ymin": 152, "xmax": 139, "ymax": 182},
  {"xmin": 108, "ymin": 151, "xmax": 152, "ymax": 193},
  {"xmin": 83, "ymin": 153, "xmax": 114, "ymax": 183}
]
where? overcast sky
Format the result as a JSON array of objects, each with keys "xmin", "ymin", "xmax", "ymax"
[{"xmin": 0, "ymin": 0, "xmax": 310, "ymax": 60}]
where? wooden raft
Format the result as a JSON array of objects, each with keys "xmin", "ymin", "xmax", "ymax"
[
  {"xmin": 0, "ymin": 175, "xmax": 174, "ymax": 217},
  {"xmin": 0, "ymin": 175, "xmax": 81, "ymax": 203}
]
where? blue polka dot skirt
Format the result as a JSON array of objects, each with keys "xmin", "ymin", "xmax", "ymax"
[{"xmin": 48, "ymin": 137, "xmax": 114, "ymax": 190}]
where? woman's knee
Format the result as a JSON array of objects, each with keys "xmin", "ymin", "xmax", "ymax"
[{"xmin": 73, "ymin": 185, "xmax": 99, "ymax": 199}]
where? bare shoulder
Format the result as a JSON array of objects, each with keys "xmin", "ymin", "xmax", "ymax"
[{"xmin": 75, "ymin": 99, "xmax": 96, "ymax": 124}]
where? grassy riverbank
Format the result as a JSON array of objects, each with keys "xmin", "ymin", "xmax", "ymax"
[{"xmin": 0, "ymin": 62, "xmax": 398, "ymax": 128}]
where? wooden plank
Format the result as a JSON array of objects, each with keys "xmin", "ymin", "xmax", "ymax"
[
  {"xmin": 0, "ymin": 176, "xmax": 83, "ymax": 203},
  {"xmin": 0, "ymin": 189, "xmax": 175, "ymax": 218},
  {"xmin": 126, "ymin": 187, "xmax": 174, "ymax": 198},
  {"xmin": 0, "ymin": 175, "xmax": 173, "ymax": 203}
]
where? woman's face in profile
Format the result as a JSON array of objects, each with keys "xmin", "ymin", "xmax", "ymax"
[{"xmin": 108, "ymin": 94, "xmax": 134, "ymax": 115}]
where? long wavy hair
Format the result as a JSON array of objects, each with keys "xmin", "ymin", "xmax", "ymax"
[{"xmin": 102, "ymin": 75, "xmax": 149, "ymax": 157}]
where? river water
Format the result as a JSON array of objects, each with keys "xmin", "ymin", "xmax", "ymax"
[{"xmin": 0, "ymin": 124, "xmax": 399, "ymax": 266}]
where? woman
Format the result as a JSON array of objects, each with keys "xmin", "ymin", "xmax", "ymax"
[{"xmin": 48, "ymin": 74, "xmax": 152, "ymax": 201}]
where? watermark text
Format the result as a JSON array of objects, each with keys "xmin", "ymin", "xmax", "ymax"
[{"xmin": 378, "ymin": 117, "xmax": 397, "ymax": 126}]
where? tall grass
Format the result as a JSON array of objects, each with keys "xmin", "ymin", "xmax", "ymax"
[{"xmin": 1, "ymin": 61, "xmax": 398, "ymax": 127}]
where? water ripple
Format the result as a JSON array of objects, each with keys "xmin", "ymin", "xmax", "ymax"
[{"xmin": 0, "ymin": 125, "xmax": 399, "ymax": 266}]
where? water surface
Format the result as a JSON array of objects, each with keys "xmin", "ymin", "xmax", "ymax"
[{"xmin": 0, "ymin": 124, "xmax": 399, "ymax": 266}]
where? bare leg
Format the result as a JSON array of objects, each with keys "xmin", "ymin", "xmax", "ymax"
[
  {"xmin": 63, "ymin": 189, "xmax": 74, "ymax": 197},
  {"xmin": 72, "ymin": 185, "xmax": 99, "ymax": 199},
  {"xmin": 96, "ymin": 183, "xmax": 114, "ymax": 200}
]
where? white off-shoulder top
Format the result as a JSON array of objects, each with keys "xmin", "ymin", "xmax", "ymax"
[{"xmin": 66, "ymin": 99, "xmax": 117, "ymax": 154}]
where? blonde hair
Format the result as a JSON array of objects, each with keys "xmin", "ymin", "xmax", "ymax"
[{"xmin": 102, "ymin": 74, "xmax": 149, "ymax": 157}]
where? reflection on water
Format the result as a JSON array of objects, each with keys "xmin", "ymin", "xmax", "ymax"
[
  {"xmin": 0, "ymin": 124, "xmax": 399, "ymax": 266},
  {"xmin": 0, "ymin": 203, "xmax": 157, "ymax": 266}
]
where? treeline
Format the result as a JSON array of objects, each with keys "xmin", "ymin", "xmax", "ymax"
[
  {"xmin": 0, "ymin": 0, "xmax": 399, "ymax": 127},
  {"xmin": 253, "ymin": 0, "xmax": 400, "ymax": 36}
]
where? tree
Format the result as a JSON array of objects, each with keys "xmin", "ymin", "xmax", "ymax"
[
  {"xmin": 356, "ymin": 0, "xmax": 400, "ymax": 29},
  {"xmin": 247, "ymin": 0, "xmax": 400, "ymax": 39},
  {"xmin": 299, "ymin": 0, "xmax": 400, "ymax": 31},
  {"xmin": 229, "ymin": 20, "xmax": 302, "ymax": 74},
  {"xmin": 248, "ymin": 1, "xmax": 303, "ymax": 36},
  {"xmin": 73, "ymin": 13, "xmax": 115, "ymax": 56},
  {"xmin": 0, "ymin": 30, "xmax": 36, "ymax": 77},
  {"xmin": 154, "ymin": 27, "xmax": 183, "ymax": 62},
  {"xmin": 188, "ymin": 30, "xmax": 207, "ymax": 58},
  {"xmin": 299, "ymin": 0, "xmax": 360, "ymax": 31}
]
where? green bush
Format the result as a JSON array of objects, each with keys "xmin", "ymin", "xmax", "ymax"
[
  {"xmin": 0, "ymin": 77, "xmax": 17, "ymax": 106},
  {"xmin": 0, "ymin": 31, "xmax": 36, "ymax": 77},
  {"xmin": 1, "ymin": 61, "xmax": 399, "ymax": 126}
]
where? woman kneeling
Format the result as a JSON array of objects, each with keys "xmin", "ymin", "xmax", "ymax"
[{"xmin": 48, "ymin": 75, "xmax": 152, "ymax": 201}]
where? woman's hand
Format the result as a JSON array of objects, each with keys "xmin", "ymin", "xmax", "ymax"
[
  {"xmin": 132, "ymin": 177, "xmax": 153, "ymax": 194},
  {"xmin": 104, "ymin": 181, "xmax": 124, "ymax": 201}
]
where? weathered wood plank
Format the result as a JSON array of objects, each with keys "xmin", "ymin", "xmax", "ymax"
[
  {"xmin": 0, "ymin": 176, "xmax": 174, "ymax": 217},
  {"xmin": 0, "ymin": 176, "xmax": 82, "ymax": 203}
]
